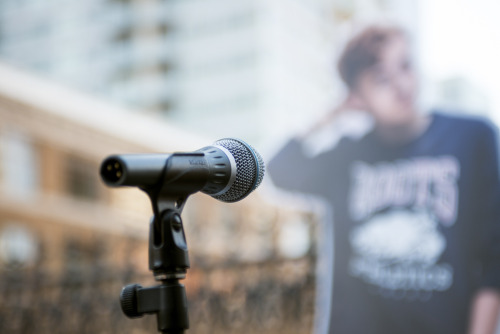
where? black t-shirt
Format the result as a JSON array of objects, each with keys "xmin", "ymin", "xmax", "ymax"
[{"xmin": 269, "ymin": 113, "xmax": 500, "ymax": 334}]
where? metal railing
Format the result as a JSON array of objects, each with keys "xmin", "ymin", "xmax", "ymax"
[{"xmin": 0, "ymin": 255, "xmax": 315, "ymax": 333}]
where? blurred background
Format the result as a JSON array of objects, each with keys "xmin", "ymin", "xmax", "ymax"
[{"xmin": 0, "ymin": 0, "xmax": 498, "ymax": 333}]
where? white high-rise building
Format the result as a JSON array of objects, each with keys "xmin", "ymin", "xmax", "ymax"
[
  {"xmin": 0, "ymin": 0, "xmax": 339, "ymax": 147},
  {"xmin": 168, "ymin": 0, "xmax": 337, "ymax": 148},
  {"xmin": 0, "ymin": 0, "xmax": 175, "ymax": 112}
]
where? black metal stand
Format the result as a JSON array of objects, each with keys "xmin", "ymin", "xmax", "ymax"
[
  {"xmin": 107, "ymin": 146, "xmax": 246, "ymax": 333},
  {"xmin": 120, "ymin": 210, "xmax": 190, "ymax": 333}
]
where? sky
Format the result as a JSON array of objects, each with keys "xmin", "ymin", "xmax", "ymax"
[{"xmin": 419, "ymin": 0, "xmax": 500, "ymax": 124}]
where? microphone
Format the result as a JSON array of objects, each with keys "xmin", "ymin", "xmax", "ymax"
[
  {"xmin": 100, "ymin": 138, "xmax": 265, "ymax": 203},
  {"xmin": 103, "ymin": 139, "xmax": 264, "ymax": 330}
]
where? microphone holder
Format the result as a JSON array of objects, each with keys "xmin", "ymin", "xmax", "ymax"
[
  {"xmin": 104, "ymin": 139, "xmax": 264, "ymax": 333},
  {"xmin": 119, "ymin": 167, "xmax": 198, "ymax": 334}
]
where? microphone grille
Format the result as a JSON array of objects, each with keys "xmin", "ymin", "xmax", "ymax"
[{"xmin": 212, "ymin": 138, "xmax": 265, "ymax": 202}]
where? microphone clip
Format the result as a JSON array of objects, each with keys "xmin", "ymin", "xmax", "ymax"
[{"xmin": 120, "ymin": 210, "xmax": 190, "ymax": 334}]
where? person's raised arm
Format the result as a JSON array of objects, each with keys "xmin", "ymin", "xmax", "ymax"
[{"xmin": 268, "ymin": 94, "xmax": 365, "ymax": 196}]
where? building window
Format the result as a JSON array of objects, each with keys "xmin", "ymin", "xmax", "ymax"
[
  {"xmin": 0, "ymin": 130, "xmax": 39, "ymax": 195},
  {"xmin": 65, "ymin": 156, "xmax": 99, "ymax": 201},
  {"xmin": 115, "ymin": 27, "xmax": 133, "ymax": 42},
  {"xmin": 0, "ymin": 224, "xmax": 38, "ymax": 269}
]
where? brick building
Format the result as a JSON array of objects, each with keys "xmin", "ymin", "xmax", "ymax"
[{"xmin": 0, "ymin": 63, "xmax": 317, "ymax": 334}]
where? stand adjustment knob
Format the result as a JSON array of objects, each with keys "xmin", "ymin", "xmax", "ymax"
[{"xmin": 120, "ymin": 284, "xmax": 143, "ymax": 318}]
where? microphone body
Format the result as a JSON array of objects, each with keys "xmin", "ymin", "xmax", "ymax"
[{"xmin": 100, "ymin": 138, "xmax": 264, "ymax": 203}]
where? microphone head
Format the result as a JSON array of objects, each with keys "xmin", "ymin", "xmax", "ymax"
[{"xmin": 211, "ymin": 138, "xmax": 265, "ymax": 202}]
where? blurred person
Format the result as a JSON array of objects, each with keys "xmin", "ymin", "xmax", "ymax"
[{"xmin": 269, "ymin": 25, "xmax": 500, "ymax": 334}]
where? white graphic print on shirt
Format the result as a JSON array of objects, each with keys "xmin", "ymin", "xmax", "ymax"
[{"xmin": 348, "ymin": 157, "xmax": 460, "ymax": 300}]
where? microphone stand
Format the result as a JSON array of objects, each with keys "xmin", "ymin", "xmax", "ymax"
[
  {"xmin": 119, "ymin": 175, "xmax": 196, "ymax": 333},
  {"xmin": 120, "ymin": 211, "xmax": 189, "ymax": 333},
  {"xmin": 102, "ymin": 139, "xmax": 264, "ymax": 333}
]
